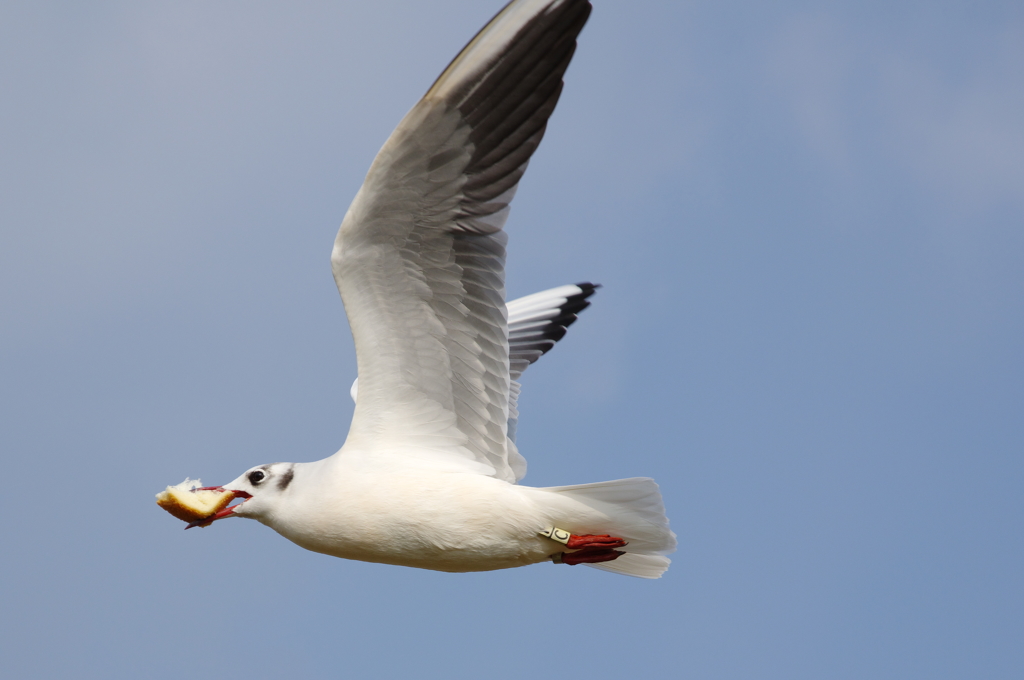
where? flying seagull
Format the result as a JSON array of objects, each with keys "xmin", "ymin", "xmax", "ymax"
[{"xmin": 185, "ymin": 0, "xmax": 676, "ymax": 578}]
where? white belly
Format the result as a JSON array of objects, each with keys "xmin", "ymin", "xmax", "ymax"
[{"xmin": 259, "ymin": 469, "xmax": 561, "ymax": 573}]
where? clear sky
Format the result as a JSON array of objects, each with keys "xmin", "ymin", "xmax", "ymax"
[{"xmin": 2, "ymin": 1, "xmax": 1022, "ymax": 678}]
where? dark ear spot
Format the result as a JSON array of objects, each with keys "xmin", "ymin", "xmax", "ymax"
[{"xmin": 278, "ymin": 464, "xmax": 295, "ymax": 491}]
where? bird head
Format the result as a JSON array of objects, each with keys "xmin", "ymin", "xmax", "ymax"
[{"xmin": 187, "ymin": 462, "xmax": 296, "ymax": 528}]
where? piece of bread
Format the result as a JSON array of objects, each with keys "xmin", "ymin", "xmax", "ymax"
[{"xmin": 156, "ymin": 478, "xmax": 233, "ymax": 523}]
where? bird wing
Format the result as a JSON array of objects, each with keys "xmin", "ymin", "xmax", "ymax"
[
  {"xmin": 331, "ymin": 0, "xmax": 592, "ymax": 481},
  {"xmin": 348, "ymin": 282, "xmax": 599, "ymax": 402},
  {"xmin": 507, "ymin": 282, "xmax": 598, "ymax": 381},
  {"xmin": 505, "ymin": 282, "xmax": 598, "ymax": 452}
]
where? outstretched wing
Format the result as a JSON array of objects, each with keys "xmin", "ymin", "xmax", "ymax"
[
  {"xmin": 506, "ymin": 282, "xmax": 598, "ymax": 449},
  {"xmin": 348, "ymin": 281, "xmax": 600, "ymax": 462},
  {"xmin": 349, "ymin": 282, "xmax": 599, "ymax": 402},
  {"xmin": 331, "ymin": 0, "xmax": 592, "ymax": 481},
  {"xmin": 507, "ymin": 282, "xmax": 598, "ymax": 380}
]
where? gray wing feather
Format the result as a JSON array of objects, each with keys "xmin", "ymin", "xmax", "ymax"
[{"xmin": 332, "ymin": 0, "xmax": 591, "ymax": 481}]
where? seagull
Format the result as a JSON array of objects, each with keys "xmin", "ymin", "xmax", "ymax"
[{"xmin": 191, "ymin": 0, "xmax": 676, "ymax": 578}]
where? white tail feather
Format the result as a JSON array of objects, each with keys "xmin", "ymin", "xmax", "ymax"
[
  {"xmin": 586, "ymin": 553, "xmax": 671, "ymax": 579},
  {"xmin": 544, "ymin": 477, "xmax": 677, "ymax": 578}
]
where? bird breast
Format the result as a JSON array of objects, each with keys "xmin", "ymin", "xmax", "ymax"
[{"xmin": 261, "ymin": 465, "xmax": 555, "ymax": 572}]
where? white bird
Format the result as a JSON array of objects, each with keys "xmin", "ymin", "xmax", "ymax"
[{"xmin": 194, "ymin": 0, "xmax": 676, "ymax": 578}]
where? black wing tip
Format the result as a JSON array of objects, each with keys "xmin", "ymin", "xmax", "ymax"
[
  {"xmin": 558, "ymin": 282, "xmax": 600, "ymax": 319},
  {"xmin": 508, "ymin": 279, "xmax": 599, "ymax": 375},
  {"xmin": 510, "ymin": 281, "xmax": 599, "ymax": 349}
]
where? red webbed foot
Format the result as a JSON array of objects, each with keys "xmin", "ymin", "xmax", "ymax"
[
  {"xmin": 541, "ymin": 527, "xmax": 629, "ymax": 565},
  {"xmin": 540, "ymin": 527, "xmax": 628, "ymax": 549},
  {"xmin": 555, "ymin": 548, "xmax": 626, "ymax": 566},
  {"xmin": 565, "ymin": 533, "xmax": 627, "ymax": 550}
]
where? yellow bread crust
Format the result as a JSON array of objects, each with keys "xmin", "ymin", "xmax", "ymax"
[{"xmin": 156, "ymin": 485, "xmax": 233, "ymax": 523}]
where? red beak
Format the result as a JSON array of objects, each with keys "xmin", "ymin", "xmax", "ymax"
[{"xmin": 184, "ymin": 488, "xmax": 253, "ymax": 530}]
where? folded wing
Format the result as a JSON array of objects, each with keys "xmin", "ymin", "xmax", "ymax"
[{"xmin": 331, "ymin": 0, "xmax": 592, "ymax": 481}]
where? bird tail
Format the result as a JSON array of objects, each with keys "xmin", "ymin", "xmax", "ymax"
[{"xmin": 543, "ymin": 477, "xmax": 677, "ymax": 579}]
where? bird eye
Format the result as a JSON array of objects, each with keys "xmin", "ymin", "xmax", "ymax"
[{"xmin": 248, "ymin": 470, "xmax": 266, "ymax": 485}]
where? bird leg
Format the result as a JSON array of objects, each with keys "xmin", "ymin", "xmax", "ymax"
[
  {"xmin": 565, "ymin": 534, "xmax": 627, "ymax": 549},
  {"xmin": 540, "ymin": 526, "xmax": 628, "ymax": 565},
  {"xmin": 539, "ymin": 526, "xmax": 627, "ymax": 549},
  {"xmin": 552, "ymin": 547, "xmax": 626, "ymax": 565}
]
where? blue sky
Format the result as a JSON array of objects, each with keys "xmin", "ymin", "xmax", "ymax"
[{"xmin": 1, "ymin": 1, "xmax": 1022, "ymax": 678}]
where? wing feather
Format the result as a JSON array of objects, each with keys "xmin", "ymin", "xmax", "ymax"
[{"xmin": 332, "ymin": 0, "xmax": 591, "ymax": 480}]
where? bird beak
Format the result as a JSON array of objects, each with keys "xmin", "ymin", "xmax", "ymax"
[{"xmin": 184, "ymin": 487, "xmax": 253, "ymax": 530}]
